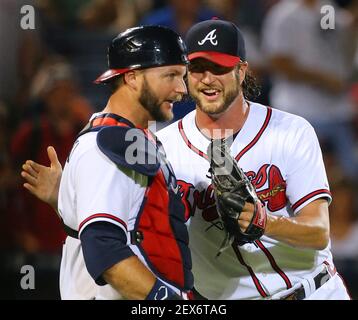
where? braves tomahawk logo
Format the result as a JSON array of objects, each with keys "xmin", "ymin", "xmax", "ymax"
[
  {"xmin": 177, "ymin": 164, "xmax": 287, "ymax": 224},
  {"xmin": 198, "ymin": 29, "xmax": 218, "ymax": 46}
]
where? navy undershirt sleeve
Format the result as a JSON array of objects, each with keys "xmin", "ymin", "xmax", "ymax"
[{"xmin": 80, "ymin": 221, "xmax": 135, "ymax": 286}]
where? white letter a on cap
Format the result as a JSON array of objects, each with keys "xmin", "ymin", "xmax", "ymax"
[{"xmin": 198, "ymin": 29, "xmax": 218, "ymax": 46}]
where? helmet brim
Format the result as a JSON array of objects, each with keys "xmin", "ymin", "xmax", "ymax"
[{"xmin": 94, "ymin": 68, "xmax": 131, "ymax": 84}]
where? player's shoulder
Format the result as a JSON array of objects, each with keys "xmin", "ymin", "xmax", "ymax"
[
  {"xmin": 264, "ymin": 103, "xmax": 314, "ymax": 132},
  {"xmin": 69, "ymin": 125, "xmax": 160, "ymax": 177},
  {"xmin": 70, "ymin": 131, "xmax": 99, "ymax": 162},
  {"xmin": 96, "ymin": 126, "xmax": 160, "ymax": 176}
]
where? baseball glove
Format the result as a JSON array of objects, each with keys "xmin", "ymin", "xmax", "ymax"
[{"xmin": 207, "ymin": 140, "xmax": 267, "ymax": 255}]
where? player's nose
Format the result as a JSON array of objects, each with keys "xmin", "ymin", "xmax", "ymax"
[
  {"xmin": 174, "ymin": 78, "xmax": 188, "ymax": 95},
  {"xmin": 200, "ymin": 70, "xmax": 216, "ymax": 85}
]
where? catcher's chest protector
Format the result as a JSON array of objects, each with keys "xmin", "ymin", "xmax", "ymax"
[
  {"xmin": 82, "ymin": 113, "xmax": 193, "ymax": 291},
  {"xmin": 137, "ymin": 164, "xmax": 192, "ymax": 290}
]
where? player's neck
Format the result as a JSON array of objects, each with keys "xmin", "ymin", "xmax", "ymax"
[
  {"xmin": 102, "ymin": 90, "xmax": 150, "ymax": 129},
  {"xmin": 195, "ymin": 95, "xmax": 249, "ymax": 139}
]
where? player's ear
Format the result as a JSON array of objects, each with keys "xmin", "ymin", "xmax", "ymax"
[
  {"xmin": 237, "ymin": 61, "xmax": 248, "ymax": 85},
  {"xmin": 123, "ymin": 70, "xmax": 141, "ymax": 90}
]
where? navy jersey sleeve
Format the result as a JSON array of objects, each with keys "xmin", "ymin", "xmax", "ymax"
[{"xmin": 80, "ymin": 222, "xmax": 135, "ymax": 285}]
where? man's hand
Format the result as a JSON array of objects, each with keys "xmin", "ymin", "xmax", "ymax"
[
  {"xmin": 238, "ymin": 202, "xmax": 256, "ymax": 231},
  {"xmin": 21, "ymin": 146, "xmax": 62, "ymax": 211}
]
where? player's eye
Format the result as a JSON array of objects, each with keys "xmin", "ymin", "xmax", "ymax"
[{"xmin": 162, "ymin": 73, "xmax": 176, "ymax": 80}]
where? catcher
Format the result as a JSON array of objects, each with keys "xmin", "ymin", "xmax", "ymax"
[{"xmin": 22, "ymin": 25, "xmax": 194, "ymax": 300}]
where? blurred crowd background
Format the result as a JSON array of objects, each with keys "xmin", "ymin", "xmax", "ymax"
[{"xmin": 0, "ymin": 0, "xmax": 357, "ymax": 299}]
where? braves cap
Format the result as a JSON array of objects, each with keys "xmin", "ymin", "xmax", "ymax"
[{"xmin": 185, "ymin": 19, "xmax": 246, "ymax": 67}]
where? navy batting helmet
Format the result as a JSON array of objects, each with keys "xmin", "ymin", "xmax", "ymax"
[{"xmin": 94, "ymin": 25, "xmax": 188, "ymax": 84}]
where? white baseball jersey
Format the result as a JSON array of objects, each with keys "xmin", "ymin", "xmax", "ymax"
[
  {"xmin": 156, "ymin": 102, "xmax": 350, "ymax": 300},
  {"xmin": 58, "ymin": 114, "xmax": 186, "ymax": 300}
]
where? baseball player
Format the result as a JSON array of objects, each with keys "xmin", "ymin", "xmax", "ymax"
[
  {"xmin": 22, "ymin": 25, "xmax": 193, "ymax": 300},
  {"xmin": 155, "ymin": 19, "xmax": 350, "ymax": 300},
  {"xmin": 22, "ymin": 20, "xmax": 351, "ymax": 300}
]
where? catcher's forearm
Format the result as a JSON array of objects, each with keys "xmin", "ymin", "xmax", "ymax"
[
  {"xmin": 264, "ymin": 199, "xmax": 330, "ymax": 250},
  {"xmin": 103, "ymin": 256, "xmax": 156, "ymax": 300},
  {"xmin": 103, "ymin": 256, "xmax": 183, "ymax": 300}
]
